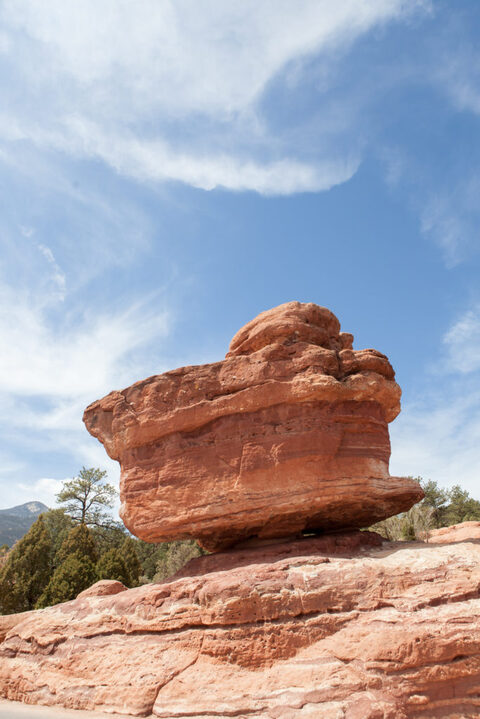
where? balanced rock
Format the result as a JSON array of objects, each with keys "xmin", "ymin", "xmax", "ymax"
[
  {"xmin": 83, "ymin": 302, "xmax": 423, "ymax": 550},
  {"xmin": 2, "ymin": 528, "xmax": 480, "ymax": 718}
]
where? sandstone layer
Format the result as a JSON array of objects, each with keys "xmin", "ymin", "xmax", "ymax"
[
  {"xmin": 1, "ymin": 527, "xmax": 480, "ymax": 718},
  {"xmin": 83, "ymin": 302, "xmax": 422, "ymax": 550},
  {"xmin": 429, "ymin": 520, "xmax": 480, "ymax": 544}
]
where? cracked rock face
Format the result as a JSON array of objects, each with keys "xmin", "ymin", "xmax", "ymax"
[
  {"xmin": 83, "ymin": 302, "xmax": 423, "ymax": 550},
  {"xmin": 1, "ymin": 528, "xmax": 480, "ymax": 718}
]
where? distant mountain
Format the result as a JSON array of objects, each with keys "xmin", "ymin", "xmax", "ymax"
[{"xmin": 0, "ymin": 501, "xmax": 49, "ymax": 548}]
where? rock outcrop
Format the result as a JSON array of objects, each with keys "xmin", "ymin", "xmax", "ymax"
[
  {"xmin": 428, "ymin": 520, "xmax": 480, "ymax": 544},
  {"xmin": 83, "ymin": 302, "xmax": 422, "ymax": 550},
  {"xmin": 1, "ymin": 528, "xmax": 480, "ymax": 718}
]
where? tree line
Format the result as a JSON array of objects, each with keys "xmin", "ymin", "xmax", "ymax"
[
  {"xmin": 371, "ymin": 478, "xmax": 480, "ymax": 541},
  {"xmin": 0, "ymin": 467, "xmax": 203, "ymax": 615}
]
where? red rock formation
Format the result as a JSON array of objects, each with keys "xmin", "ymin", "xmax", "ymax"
[
  {"xmin": 83, "ymin": 302, "xmax": 422, "ymax": 550},
  {"xmin": 1, "ymin": 528, "xmax": 480, "ymax": 718},
  {"xmin": 428, "ymin": 520, "xmax": 480, "ymax": 544},
  {"xmin": 76, "ymin": 579, "xmax": 127, "ymax": 599}
]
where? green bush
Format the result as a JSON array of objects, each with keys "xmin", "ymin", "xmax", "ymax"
[
  {"xmin": 0, "ymin": 517, "xmax": 53, "ymax": 614},
  {"xmin": 36, "ymin": 555, "xmax": 97, "ymax": 608},
  {"xmin": 120, "ymin": 537, "xmax": 141, "ymax": 587},
  {"xmin": 96, "ymin": 548, "xmax": 130, "ymax": 586},
  {"xmin": 153, "ymin": 540, "xmax": 203, "ymax": 582}
]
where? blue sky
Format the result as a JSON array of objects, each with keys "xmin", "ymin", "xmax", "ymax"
[{"xmin": 1, "ymin": 0, "xmax": 480, "ymax": 510}]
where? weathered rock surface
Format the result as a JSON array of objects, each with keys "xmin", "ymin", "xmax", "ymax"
[
  {"xmin": 83, "ymin": 302, "xmax": 422, "ymax": 550},
  {"xmin": 1, "ymin": 528, "xmax": 480, "ymax": 718},
  {"xmin": 76, "ymin": 579, "xmax": 127, "ymax": 599},
  {"xmin": 428, "ymin": 520, "xmax": 480, "ymax": 544}
]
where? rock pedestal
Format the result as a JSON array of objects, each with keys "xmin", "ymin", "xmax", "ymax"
[
  {"xmin": 2, "ymin": 527, "xmax": 480, "ymax": 718},
  {"xmin": 83, "ymin": 302, "xmax": 423, "ymax": 550}
]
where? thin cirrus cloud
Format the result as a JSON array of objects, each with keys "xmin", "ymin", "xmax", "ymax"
[
  {"xmin": 0, "ymin": 0, "xmax": 430, "ymax": 195},
  {"xmin": 390, "ymin": 305, "xmax": 480, "ymax": 498},
  {"xmin": 390, "ymin": 388, "xmax": 480, "ymax": 497},
  {"xmin": 0, "ymin": 277, "xmax": 169, "ymax": 506},
  {"xmin": 442, "ymin": 305, "xmax": 480, "ymax": 375},
  {"xmin": 420, "ymin": 177, "xmax": 480, "ymax": 268},
  {"xmin": 0, "ymin": 283, "xmax": 171, "ymax": 400},
  {"xmin": 436, "ymin": 44, "xmax": 480, "ymax": 117},
  {"xmin": 381, "ymin": 145, "xmax": 480, "ymax": 268}
]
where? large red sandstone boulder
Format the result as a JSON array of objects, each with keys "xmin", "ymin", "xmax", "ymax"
[
  {"xmin": 1, "ymin": 529, "xmax": 480, "ymax": 718},
  {"xmin": 84, "ymin": 302, "xmax": 422, "ymax": 550}
]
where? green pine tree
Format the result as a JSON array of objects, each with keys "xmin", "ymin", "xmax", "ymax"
[
  {"xmin": 135, "ymin": 540, "xmax": 169, "ymax": 580},
  {"xmin": 445, "ymin": 485, "xmax": 480, "ymax": 525},
  {"xmin": 419, "ymin": 478, "xmax": 448, "ymax": 527},
  {"xmin": 153, "ymin": 540, "xmax": 203, "ymax": 582},
  {"xmin": 96, "ymin": 548, "xmax": 130, "ymax": 586},
  {"xmin": 36, "ymin": 555, "xmax": 97, "ymax": 608},
  {"xmin": 56, "ymin": 523, "xmax": 98, "ymax": 565},
  {"xmin": 0, "ymin": 516, "xmax": 52, "ymax": 614},
  {"xmin": 120, "ymin": 537, "xmax": 141, "ymax": 587},
  {"xmin": 56, "ymin": 467, "xmax": 117, "ymax": 527},
  {"xmin": 92, "ymin": 523, "xmax": 128, "ymax": 556},
  {"xmin": 42, "ymin": 508, "xmax": 74, "ymax": 559}
]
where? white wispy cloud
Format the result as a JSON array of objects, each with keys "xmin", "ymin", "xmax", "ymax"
[
  {"xmin": 442, "ymin": 304, "xmax": 480, "ymax": 374},
  {"xmin": 0, "ymin": 250, "xmax": 170, "ymax": 508},
  {"xmin": 420, "ymin": 177, "xmax": 480, "ymax": 267},
  {"xmin": 391, "ymin": 389, "xmax": 480, "ymax": 499},
  {"xmin": 3, "ymin": 0, "xmax": 427, "ymax": 116},
  {"xmin": 391, "ymin": 304, "xmax": 480, "ymax": 499},
  {"xmin": 380, "ymin": 144, "xmax": 480, "ymax": 267},
  {"xmin": 435, "ymin": 44, "xmax": 480, "ymax": 117},
  {"xmin": 0, "ymin": 0, "xmax": 429, "ymax": 195},
  {"xmin": 0, "ymin": 287, "xmax": 170, "ymax": 398},
  {"xmin": 65, "ymin": 118, "xmax": 360, "ymax": 194},
  {"xmin": 35, "ymin": 242, "xmax": 66, "ymax": 300},
  {"xmin": 0, "ymin": 113, "xmax": 360, "ymax": 194}
]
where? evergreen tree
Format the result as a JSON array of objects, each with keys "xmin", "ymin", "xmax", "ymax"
[
  {"xmin": 36, "ymin": 555, "xmax": 97, "ymax": 608},
  {"xmin": 92, "ymin": 523, "xmax": 127, "ymax": 556},
  {"xmin": 56, "ymin": 467, "xmax": 117, "ymax": 527},
  {"xmin": 42, "ymin": 508, "xmax": 74, "ymax": 559},
  {"xmin": 120, "ymin": 537, "xmax": 141, "ymax": 587},
  {"xmin": 0, "ymin": 516, "xmax": 52, "ymax": 614},
  {"xmin": 135, "ymin": 540, "xmax": 169, "ymax": 581},
  {"xmin": 96, "ymin": 548, "xmax": 130, "ymax": 585},
  {"xmin": 153, "ymin": 540, "xmax": 203, "ymax": 582},
  {"xmin": 400, "ymin": 514, "xmax": 417, "ymax": 541},
  {"xmin": 445, "ymin": 485, "xmax": 480, "ymax": 525},
  {"xmin": 419, "ymin": 479, "xmax": 448, "ymax": 527},
  {"xmin": 56, "ymin": 523, "xmax": 98, "ymax": 565}
]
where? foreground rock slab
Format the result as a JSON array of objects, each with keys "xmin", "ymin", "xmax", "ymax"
[
  {"xmin": 83, "ymin": 302, "xmax": 422, "ymax": 550},
  {"xmin": 1, "ymin": 528, "xmax": 480, "ymax": 718}
]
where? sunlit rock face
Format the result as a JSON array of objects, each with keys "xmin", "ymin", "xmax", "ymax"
[
  {"xmin": 2, "ymin": 529, "xmax": 480, "ymax": 718},
  {"xmin": 83, "ymin": 302, "xmax": 423, "ymax": 550}
]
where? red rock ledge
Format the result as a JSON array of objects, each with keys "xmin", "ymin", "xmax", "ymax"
[
  {"xmin": 83, "ymin": 302, "xmax": 423, "ymax": 550},
  {"xmin": 1, "ymin": 529, "xmax": 480, "ymax": 718}
]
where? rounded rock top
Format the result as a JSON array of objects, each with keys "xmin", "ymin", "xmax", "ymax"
[{"xmin": 228, "ymin": 301, "xmax": 353, "ymax": 356}]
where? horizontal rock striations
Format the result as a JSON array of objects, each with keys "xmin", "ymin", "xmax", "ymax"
[
  {"xmin": 1, "ymin": 528, "xmax": 480, "ymax": 718},
  {"xmin": 83, "ymin": 302, "xmax": 422, "ymax": 550}
]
